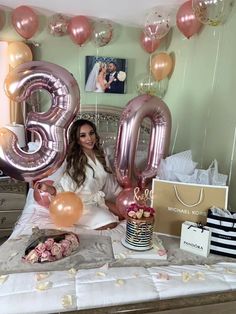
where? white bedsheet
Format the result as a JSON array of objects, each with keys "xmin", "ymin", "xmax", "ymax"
[{"xmin": 1, "ymin": 189, "xmax": 235, "ymax": 314}]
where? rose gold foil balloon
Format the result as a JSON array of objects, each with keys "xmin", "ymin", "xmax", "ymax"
[
  {"xmin": 140, "ymin": 30, "xmax": 160, "ymax": 54},
  {"xmin": 48, "ymin": 13, "xmax": 69, "ymax": 36},
  {"xmin": 151, "ymin": 52, "xmax": 173, "ymax": 81},
  {"xmin": 49, "ymin": 192, "xmax": 83, "ymax": 227},
  {"xmin": 1, "ymin": 61, "xmax": 80, "ymax": 182},
  {"xmin": 115, "ymin": 188, "xmax": 135, "ymax": 218},
  {"xmin": 176, "ymin": 0, "xmax": 202, "ymax": 39},
  {"xmin": 8, "ymin": 42, "xmax": 33, "ymax": 68},
  {"xmin": 33, "ymin": 180, "xmax": 54, "ymax": 208},
  {"xmin": 68, "ymin": 15, "xmax": 92, "ymax": 46},
  {"xmin": 0, "ymin": 9, "xmax": 6, "ymax": 31},
  {"xmin": 92, "ymin": 19, "xmax": 113, "ymax": 47},
  {"xmin": 12, "ymin": 5, "xmax": 39, "ymax": 39},
  {"xmin": 114, "ymin": 94, "xmax": 171, "ymax": 189}
]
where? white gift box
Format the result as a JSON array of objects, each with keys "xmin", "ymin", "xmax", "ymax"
[{"xmin": 180, "ymin": 221, "xmax": 212, "ymax": 257}]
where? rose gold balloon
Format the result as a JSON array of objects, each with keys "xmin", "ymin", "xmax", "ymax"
[
  {"xmin": 0, "ymin": 9, "xmax": 6, "ymax": 31},
  {"xmin": 176, "ymin": 0, "xmax": 203, "ymax": 39},
  {"xmin": 49, "ymin": 192, "xmax": 83, "ymax": 227},
  {"xmin": 151, "ymin": 52, "xmax": 173, "ymax": 81},
  {"xmin": 1, "ymin": 61, "xmax": 80, "ymax": 182},
  {"xmin": 114, "ymin": 94, "xmax": 171, "ymax": 189},
  {"xmin": 115, "ymin": 188, "xmax": 135, "ymax": 218},
  {"xmin": 140, "ymin": 31, "xmax": 160, "ymax": 54},
  {"xmin": 12, "ymin": 5, "xmax": 39, "ymax": 39},
  {"xmin": 8, "ymin": 42, "xmax": 33, "ymax": 68},
  {"xmin": 33, "ymin": 180, "xmax": 54, "ymax": 208},
  {"xmin": 68, "ymin": 15, "xmax": 92, "ymax": 46},
  {"xmin": 48, "ymin": 13, "xmax": 69, "ymax": 37}
]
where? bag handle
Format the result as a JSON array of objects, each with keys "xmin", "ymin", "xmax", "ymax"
[{"xmin": 173, "ymin": 185, "xmax": 204, "ymax": 208}]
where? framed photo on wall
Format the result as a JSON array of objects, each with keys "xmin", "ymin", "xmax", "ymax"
[{"xmin": 85, "ymin": 56, "xmax": 127, "ymax": 94}]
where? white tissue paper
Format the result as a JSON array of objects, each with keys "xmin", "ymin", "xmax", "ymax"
[{"xmin": 158, "ymin": 151, "xmax": 227, "ymax": 186}]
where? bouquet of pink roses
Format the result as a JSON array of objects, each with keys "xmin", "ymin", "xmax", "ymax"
[
  {"xmin": 23, "ymin": 233, "xmax": 80, "ymax": 263},
  {"xmin": 127, "ymin": 203, "xmax": 155, "ymax": 219}
]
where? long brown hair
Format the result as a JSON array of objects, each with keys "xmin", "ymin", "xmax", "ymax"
[{"xmin": 66, "ymin": 119, "xmax": 111, "ymax": 188}]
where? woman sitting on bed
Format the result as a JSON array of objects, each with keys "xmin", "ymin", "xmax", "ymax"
[{"xmin": 38, "ymin": 119, "xmax": 123, "ymax": 230}]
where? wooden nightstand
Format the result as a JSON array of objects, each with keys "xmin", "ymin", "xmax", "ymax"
[{"xmin": 0, "ymin": 177, "xmax": 27, "ymax": 238}]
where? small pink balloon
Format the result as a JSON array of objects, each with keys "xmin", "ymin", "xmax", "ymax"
[
  {"xmin": 33, "ymin": 180, "xmax": 54, "ymax": 208},
  {"xmin": 140, "ymin": 31, "xmax": 160, "ymax": 54},
  {"xmin": 12, "ymin": 5, "xmax": 39, "ymax": 39},
  {"xmin": 116, "ymin": 188, "xmax": 135, "ymax": 219},
  {"xmin": 176, "ymin": 0, "xmax": 203, "ymax": 39},
  {"xmin": 68, "ymin": 15, "xmax": 92, "ymax": 46}
]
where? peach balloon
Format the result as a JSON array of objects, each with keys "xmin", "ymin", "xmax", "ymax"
[
  {"xmin": 49, "ymin": 192, "xmax": 83, "ymax": 227},
  {"xmin": 8, "ymin": 42, "xmax": 33, "ymax": 68},
  {"xmin": 151, "ymin": 52, "xmax": 173, "ymax": 81}
]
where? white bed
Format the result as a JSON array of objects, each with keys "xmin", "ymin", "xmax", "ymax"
[{"xmin": 0, "ymin": 106, "xmax": 236, "ymax": 314}]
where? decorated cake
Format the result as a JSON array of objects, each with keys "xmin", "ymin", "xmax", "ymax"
[{"xmin": 122, "ymin": 188, "xmax": 155, "ymax": 251}]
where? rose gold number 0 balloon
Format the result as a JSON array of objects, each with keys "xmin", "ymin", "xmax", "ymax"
[
  {"xmin": 114, "ymin": 94, "xmax": 171, "ymax": 189},
  {"xmin": 0, "ymin": 61, "xmax": 80, "ymax": 182}
]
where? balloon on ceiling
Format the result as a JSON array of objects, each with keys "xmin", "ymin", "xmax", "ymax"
[
  {"xmin": 91, "ymin": 19, "xmax": 113, "ymax": 47},
  {"xmin": 176, "ymin": 0, "xmax": 203, "ymax": 39},
  {"xmin": 144, "ymin": 8, "xmax": 171, "ymax": 40},
  {"xmin": 48, "ymin": 13, "xmax": 69, "ymax": 36},
  {"xmin": 140, "ymin": 30, "xmax": 161, "ymax": 54},
  {"xmin": 11, "ymin": 5, "xmax": 39, "ymax": 39},
  {"xmin": 68, "ymin": 15, "xmax": 92, "ymax": 46}
]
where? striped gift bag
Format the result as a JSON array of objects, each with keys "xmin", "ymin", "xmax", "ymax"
[{"xmin": 206, "ymin": 207, "xmax": 236, "ymax": 258}]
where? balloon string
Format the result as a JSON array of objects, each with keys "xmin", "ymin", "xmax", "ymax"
[
  {"xmin": 228, "ymin": 125, "xmax": 236, "ymax": 190},
  {"xmin": 200, "ymin": 27, "xmax": 222, "ymax": 168},
  {"xmin": 94, "ymin": 47, "xmax": 99, "ymax": 126},
  {"xmin": 78, "ymin": 50, "xmax": 83, "ymax": 111}
]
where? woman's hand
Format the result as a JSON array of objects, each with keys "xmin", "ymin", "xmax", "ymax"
[{"xmin": 105, "ymin": 200, "xmax": 124, "ymax": 221}]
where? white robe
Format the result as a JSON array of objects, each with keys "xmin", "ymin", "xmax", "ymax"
[{"xmin": 55, "ymin": 156, "xmax": 121, "ymax": 229}]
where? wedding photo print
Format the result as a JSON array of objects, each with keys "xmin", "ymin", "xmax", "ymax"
[{"xmin": 85, "ymin": 56, "xmax": 127, "ymax": 94}]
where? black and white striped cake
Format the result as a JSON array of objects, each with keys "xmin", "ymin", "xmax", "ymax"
[{"xmin": 125, "ymin": 216, "xmax": 154, "ymax": 250}]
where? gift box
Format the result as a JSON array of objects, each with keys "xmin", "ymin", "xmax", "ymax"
[{"xmin": 180, "ymin": 221, "xmax": 212, "ymax": 257}]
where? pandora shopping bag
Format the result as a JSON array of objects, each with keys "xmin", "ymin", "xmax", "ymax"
[{"xmin": 152, "ymin": 179, "xmax": 228, "ymax": 236}]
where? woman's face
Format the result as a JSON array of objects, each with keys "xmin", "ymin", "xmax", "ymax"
[{"xmin": 77, "ymin": 124, "xmax": 96, "ymax": 152}]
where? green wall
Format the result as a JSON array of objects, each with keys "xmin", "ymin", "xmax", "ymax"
[{"xmin": 1, "ymin": 7, "xmax": 236, "ymax": 208}]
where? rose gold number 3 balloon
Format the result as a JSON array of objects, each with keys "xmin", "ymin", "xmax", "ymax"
[
  {"xmin": 114, "ymin": 94, "xmax": 171, "ymax": 189},
  {"xmin": 0, "ymin": 61, "xmax": 80, "ymax": 182}
]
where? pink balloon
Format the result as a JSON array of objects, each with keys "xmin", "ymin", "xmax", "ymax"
[
  {"xmin": 116, "ymin": 188, "xmax": 135, "ymax": 219},
  {"xmin": 140, "ymin": 31, "xmax": 160, "ymax": 54},
  {"xmin": 33, "ymin": 180, "xmax": 54, "ymax": 208},
  {"xmin": 176, "ymin": 0, "xmax": 203, "ymax": 39},
  {"xmin": 12, "ymin": 5, "xmax": 39, "ymax": 39},
  {"xmin": 1, "ymin": 61, "xmax": 80, "ymax": 182},
  {"xmin": 68, "ymin": 15, "xmax": 92, "ymax": 46},
  {"xmin": 114, "ymin": 95, "xmax": 171, "ymax": 189}
]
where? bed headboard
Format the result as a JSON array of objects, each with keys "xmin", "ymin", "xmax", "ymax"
[{"xmin": 77, "ymin": 105, "xmax": 150, "ymax": 147}]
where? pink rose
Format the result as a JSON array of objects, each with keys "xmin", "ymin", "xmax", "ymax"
[
  {"xmin": 44, "ymin": 238, "xmax": 54, "ymax": 250},
  {"xmin": 40, "ymin": 250, "xmax": 53, "ymax": 262},
  {"xmin": 63, "ymin": 246, "xmax": 73, "ymax": 257},
  {"xmin": 65, "ymin": 233, "xmax": 79, "ymax": 244},
  {"xmin": 25, "ymin": 249, "xmax": 39, "ymax": 263},
  {"xmin": 60, "ymin": 239, "xmax": 71, "ymax": 252},
  {"xmin": 35, "ymin": 242, "xmax": 46, "ymax": 254},
  {"xmin": 51, "ymin": 243, "xmax": 63, "ymax": 256}
]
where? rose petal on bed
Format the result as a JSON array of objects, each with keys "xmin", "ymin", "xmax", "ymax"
[
  {"xmin": 35, "ymin": 281, "xmax": 53, "ymax": 291},
  {"xmin": 204, "ymin": 264, "xmax": 215, "ymax": 270},
  {"xmin": 195, "ymin": 272, "xmax": 205, "ymax": 281},
  {"xmin": 115, "ymin": 279, "xmax": 125, "ymax": 286},
  {"xmin": 96, "ymin": 271, "xmax": 106, "ymax": 277},
  {"xmin": 0, "ymin": 275, "xmax": 9, "ymax": 284},
  {"xmin": 68, "ymin": 268, "xmax": 77, "ymax": 277},
  {"xmin": 158, "ymin": 272, "xmax": 170, "ymax": 280},
  {"xmin": 225, "ymin": 268, "xmax": 236, "ymax": 274},
  {"xmin": 182, "ymin": 272, "xmax": 192, "ymax": 283},
  {"xmin": 61, "ymin": 294, "xmax": 74, "ymax": 309},
  {"xmin": 35, "ymin": 272, "xmax": 51, "ymax": 281},
  {"xmin": 99, "ymin": 263, "xmax": 109, "ymax": 271}
]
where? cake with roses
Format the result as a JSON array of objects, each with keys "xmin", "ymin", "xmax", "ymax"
[{"xmin": 123, "ymin": 202, "xmax": 155, "ymax": 250}]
